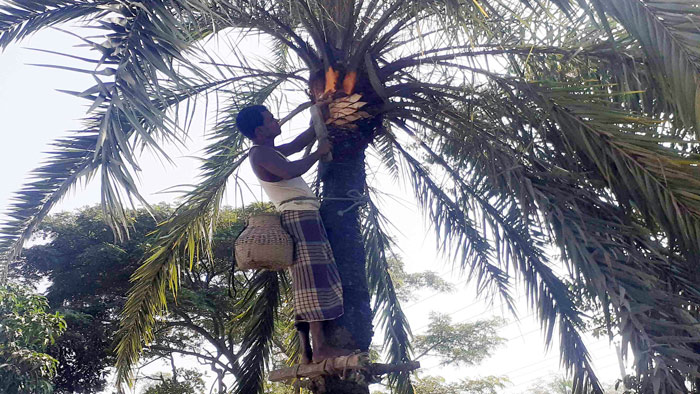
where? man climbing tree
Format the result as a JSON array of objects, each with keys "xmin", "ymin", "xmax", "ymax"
[{"xmin": 235, "ymin": 105, "xmax": 351, "ymax": 364}]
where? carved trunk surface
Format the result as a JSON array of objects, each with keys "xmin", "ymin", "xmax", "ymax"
[{"xmin": 315, "ymin": 122, "xmax": 376, "ymax": 394}]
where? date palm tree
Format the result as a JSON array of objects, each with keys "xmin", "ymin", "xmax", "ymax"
[{"xmin": 2, "ymin": 0, "xmax": 700, "ymax": 393}]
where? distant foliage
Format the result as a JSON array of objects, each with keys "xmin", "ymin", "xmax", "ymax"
[
  {"xmin": 142, "ymin": 368, "xmax": 206, "ymax": 394},
  {"xmin": 413, "ymin": 375, "xmax": 508, "ymax": 394},
  {"xmin": 388, "ymin": 258, "xmax": 454, "ymax": 302},
  {"xmin": 13, "ymin": 205, "xmax": 171, "ymax": 393},
  {"xmin": 12, "ymin": 203, "xmax": 271, "ymax": 393},
  {"xmin": 414, "ymin": 313, "xmax": 505, "ymax": 366},
  {"xmin": 0, "ymin": 285, "xmax": 66, "ymax": 394},
  {"xmin": 524, "ymin": 374, "xmax": 573, "ymax": 394}
]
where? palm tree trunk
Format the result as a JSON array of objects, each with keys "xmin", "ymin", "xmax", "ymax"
[{"xmin": 316, "ymin": 124, "xmax": 375, "ymax": 394}]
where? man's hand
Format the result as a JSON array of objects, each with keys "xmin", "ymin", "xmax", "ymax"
[{"xmin": 317, "ymin": 139, "xmax": 332, "ymax": 155}]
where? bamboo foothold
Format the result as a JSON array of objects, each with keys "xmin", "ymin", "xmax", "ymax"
[{"xmin": 268, "ymin": 352, "xmax": 420, "ymax": 383}]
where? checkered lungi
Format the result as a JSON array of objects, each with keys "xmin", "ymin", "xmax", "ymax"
[{"xmin": 280, "ymin": 210, "xmax": 344, "ymax": 322}]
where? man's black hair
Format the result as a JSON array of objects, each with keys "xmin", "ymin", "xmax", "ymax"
[{"xmin": 235, "ymin": 105, "xmax": 268, "ymax": 139}]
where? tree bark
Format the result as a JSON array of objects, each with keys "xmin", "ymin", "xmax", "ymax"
[{"xmin": 317, "ymin": 123, "xmax": 375, "ymax": 394}]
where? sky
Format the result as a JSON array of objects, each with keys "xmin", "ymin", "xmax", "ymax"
[{"xmin": 0, "ymin": 25, "xmax": 630, "ymax": 394}]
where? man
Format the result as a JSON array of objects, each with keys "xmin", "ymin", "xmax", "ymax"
[{"xmin": 235, "ymin": 105, "xmax": 351, "ymax": 364}]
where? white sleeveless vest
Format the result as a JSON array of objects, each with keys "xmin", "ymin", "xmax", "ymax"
[{"xmin": 251, "ymin": 147, "xmax": 320, "ymax": 211}]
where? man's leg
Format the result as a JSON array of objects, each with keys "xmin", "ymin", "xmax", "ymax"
[
  {"xmin": 309, "ymin": 321, "xmax": 352, "ymax": 363},
  {"xmin": 296, "ymin": 322, "xmax": 313, "ymax": 364},
  {"xmin": 282, "ymin": 211, "xmax": 349, "ymax": 362}
]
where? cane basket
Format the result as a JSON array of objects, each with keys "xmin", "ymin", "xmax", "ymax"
[{"xmin": 234, "ymin": 213, "xmax": 294, "ymax": 270}]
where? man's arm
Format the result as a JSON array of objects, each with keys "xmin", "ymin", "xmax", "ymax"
[
  {"xmin": 276, "ymin": 126, "xmax": 316, "ymax": 156},
  {"xmin": 251, "ymin": 141, "xmax": 331, "ymax": 180}
]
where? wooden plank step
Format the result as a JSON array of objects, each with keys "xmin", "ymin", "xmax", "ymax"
[{"xmin": 268, "ymin": 352, "xmax": 420, "ymax": 383}]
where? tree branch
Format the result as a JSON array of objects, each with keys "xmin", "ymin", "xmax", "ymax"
[{"xmin": 147, "ymin": 345, "xmax": 236, "ymax": 375}]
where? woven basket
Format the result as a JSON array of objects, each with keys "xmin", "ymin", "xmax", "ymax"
[{"xmin": 235, "ymin": 213, "xmax": 294, "ymax": 271}]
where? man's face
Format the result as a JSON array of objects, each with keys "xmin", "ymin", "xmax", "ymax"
[{"xmin": 256, "ymin": 110, "xmax": 282, "ymax": 140}]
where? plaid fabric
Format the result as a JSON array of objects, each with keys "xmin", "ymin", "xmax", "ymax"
[{"xmin": 280, "ymin": 210, "xmax": 344, "ymax": 322}]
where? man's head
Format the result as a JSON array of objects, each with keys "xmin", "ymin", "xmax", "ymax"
[{"xmin": 235, "ymin": 105, "xmax": 281, "ymax": 142}]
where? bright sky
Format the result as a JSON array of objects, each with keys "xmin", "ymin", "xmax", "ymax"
[{"xmin": 0, "ymin": 26, "xmax": 628, "ymax": 394}]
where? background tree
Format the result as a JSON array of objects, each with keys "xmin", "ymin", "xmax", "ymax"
[
  {"xmin": 387, "ymin": 259, "xmax": 454, "ymax": 303},
  {"xmin": 413, "ymin": 313, "xmax": 504, "ymax": 367},
  {"xmin": 523, "ymin": 375, "xmax": 636, "ymax": 394},
  {"xmin": 1, "ymin": 0, "xmax": 700, "ymax": 393},
  {"xmin": 12, "ymin": 205, "xmax": 171, "ymax": 393},
  {"xmin": 524, "ymin": 375, "xmax": 574, "ymax": 394},
  {"xmin": 0, "ymin": 285, "xmax": 66, "ymax": 394},
  {"xmin": 391, "ymin": 314, "xmax": 508, "ymax": 394},
  {"xmin": 409, "ymin": 375, "xmax": 508, "ymax": 394},
  {"xmin": 12, "ymin": 204, "xmax": 251, "ymax": 392},
  {"xmin": 141, "ymin": 368, "xmax": 206, "ymax": 394}
]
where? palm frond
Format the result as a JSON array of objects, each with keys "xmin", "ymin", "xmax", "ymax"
[
  {"xmin": 542, "ymin": 176, "xmax": 700, "ymax": 392},
  {"xmin": 0, "ymin": 0, "xmax": 109, "ymax": 49},
  {"xmin": 391, "ymin": 50, "xmax": 700, "ymax": 269},
  {"xmin": 114, "ymin": 140, "xmax": 248, "ymax": 388},
  {"xmin": 210, "ymin": 1, "xmax": 319, "ymax": 67},
  {"xmin": 518, "ymin": 81, "xmax": 700, "ymax": 391},
  {"xmin": 383, "ymin": 108, "xmax": 604, "ymax": 393},
  {"xmin": 0, "ymin": 2, "xmax": 304, "ymax": 282},
  {"xmin": 274, "ymin": 277, "xmax": 301, "ymax": 365},
  {"xmin": 0, "ymin": 78, "xmax": 221, "ymax": 267},
  {"xmin": 0, "ymin": 128, "xmax": 99, "ymax": 262},
  {"xmin": 411, "ymin": 72, "xmax": 700, "ymax": 391},
  {"xmin": 519, "ymin": 80, "xmax": 700, "ymax": 266},
  {"xmin": 386, "ymin": 132, "xmax": 514, "ymax": 309},
  {"xmin": 232, "ymin": 270, "xmax": 282, "ymax": 394},
  {"xmin": 81, "ymin": 2, "xmax": 213, "ymax": 236},
  {"xmin": 592, "ymin": 0, "xmax": 700, "ymax": 135},
  {"xmin": 114, "ymin": 74, "xmax": 293, "ymax": 387},
  {"xmin": 363, "ymin": 191, "xmax": 414, "ymax": 394},
  {"xmin": 371, "ymin": 126, "xmax": 400, "ymax": 183},
  {"xmin": 114, "ymin": 159, "xmax": 247, "ymax": 389},
  {"xmin": 0, "ymin": 2, "xmax": 215, "ymax": 244}
]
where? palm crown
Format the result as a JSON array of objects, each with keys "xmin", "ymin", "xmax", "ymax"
[{"xmin": 1, "ymin": 0, "xmax": 700, "ymax": 393}]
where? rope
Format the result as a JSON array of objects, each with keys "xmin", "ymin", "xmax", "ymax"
[
  {"xmin": 324, "ymin": 189, "xmax": 370, "ymax": 216},
  {"xmin": 321, "ymin": 358, "xmax": 331, "ymax": 374},
  {"xmin": 279, "ymin": 189, "xmax": 370, "ymax": 216},
  {"xmin": 341, "ymin": 354, "xmax": 352, "ymax": 380}
]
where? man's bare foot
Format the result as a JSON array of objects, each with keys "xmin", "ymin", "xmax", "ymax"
[{"xmin": 311, "ymin": 345, "xmax": 353, "ymax": 363}]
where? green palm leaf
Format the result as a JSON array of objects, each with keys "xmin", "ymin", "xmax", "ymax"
[
  {"xmin": 232, "ymin": 270, "xmax": 283, "ymax": 394},
  {"xmin": 382, "ymin": 109, "xmax": 603, "ymax": 393},
  {"xmin": 387, "ymin": 133, "xmax": 515, "ymax": 311},
  {"xmin": 535, "ymin": 162, "xmax": 700, "ymax": 391},
  {"xmin": 0, "ymin": 0, "xmax": 109, "ymax": 49},
  {"xmin": 0, "ymin": 127, "xmax": 98, "ymax": 262},
  {"xmin": 114, "ymin": 149, "xmax": 249, "ymax": 388},
  {"xmin": 520, "ymin": 80, "xmax": 700, "ymax": 267},
  {"xmin": 0, "ymin": 1, "xmax": 214, "ymax": 259},
  {"xmin": 113, "ymin": 135, "xmax": 248, "ymax": 387},
  {"xmin": 115, "ymin": 70, "xmax": 298, "ymax": 387},
  {"xmin": 593, "ymin": 0, "xmax": 700, "ymax": 135},
  {"xmin": 419, "ymin": 73, "xmax": 700, "ymax": 391},
  {"xmin": 363, "ymin": 191, "xmax": 415, "ymax": 394},
  {"xmin": 0, "ymin": 74, "xmax": 238, "ymax": 266}
]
